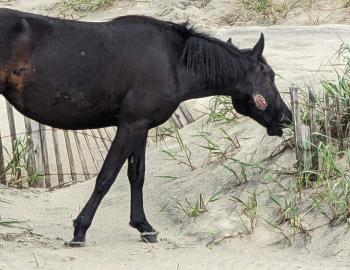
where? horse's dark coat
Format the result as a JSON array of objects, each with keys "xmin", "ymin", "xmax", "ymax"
[{"xmin": 0, "ymin": 8, "xmax": 292, "ymax": 245}]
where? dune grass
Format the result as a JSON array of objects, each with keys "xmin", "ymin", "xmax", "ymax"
[
  {"xmin": 176, "ymin": 192, "xmax": 220, "ymax": 220},
  {"xmin": 223, "ymin": 0, "xmax": 298, "ymax": 25},
  {"xmin": 62, "ymin": 0, "xmax": 116, "ymax": 12},
  {"xmin": 3, "ymin": 136, "xmax": 44, "ymax": 188},
  {"xmin": 343, "ymin": 0, "xmax": 350, "ymax": 7}
]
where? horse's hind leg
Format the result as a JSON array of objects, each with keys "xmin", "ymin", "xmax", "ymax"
[
  {"xmin": 65, "ymin": 122, "xmax": 148, "ymax": 247},
  {"xmin": 127, "ymin": 133, "xmax": 157, "ymax": 243}
]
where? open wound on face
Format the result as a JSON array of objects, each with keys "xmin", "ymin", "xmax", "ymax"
[{"xmin": 254, "ymin": 94, "xmax": 267, "ymax": 110}]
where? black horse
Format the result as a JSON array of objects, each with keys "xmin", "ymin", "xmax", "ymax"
[{"xmin": 0, "ymin": 8, "xmax": 292, "ymax": 246}]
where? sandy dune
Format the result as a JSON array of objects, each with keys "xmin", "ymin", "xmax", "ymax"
[{"xmin": 1, "ymin": 1, "xmax": 350, "ymax": 269}]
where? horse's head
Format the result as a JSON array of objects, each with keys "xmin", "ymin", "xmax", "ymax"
[{"xmin": 229, "ymin": 34, "xmax": 292, "ymax": 137}]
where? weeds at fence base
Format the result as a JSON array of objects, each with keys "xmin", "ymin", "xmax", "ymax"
[
  {"xmin": 175, "ymin": 192, "xmax": 220, "ymax": 220},
  {"xmin": 265, "ymin": 42, "xmax": 350, "ymax": 237},
  {"xmin": 1, "ymin": 136, "xmax": 45, "ymax": 189}
]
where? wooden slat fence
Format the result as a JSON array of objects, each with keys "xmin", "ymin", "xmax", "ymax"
[
  {"xmin": 0, "ymin": 98, "xmax": 194, "ymax": 189},
  {"xmin": 290, "ymin": 85, "xmax": 350, "ymax": 181}
]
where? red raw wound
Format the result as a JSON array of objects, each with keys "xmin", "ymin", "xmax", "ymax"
[{"xmin": 254, "ymin": 94, "xmax": 268, "ymax": 110}]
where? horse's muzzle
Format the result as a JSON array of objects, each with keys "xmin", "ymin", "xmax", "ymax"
[
  {"xmin": 267, "ymin": 108, "xmax": 292, "ymax": 137},
  {"xmin": 267, "ymin": 126, "xmax": 283, "ymax": 137}
]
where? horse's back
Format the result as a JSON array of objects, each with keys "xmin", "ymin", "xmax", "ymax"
[{"xmin": 0, "ymin": 9, "xmax": 187, "ymax": 129}]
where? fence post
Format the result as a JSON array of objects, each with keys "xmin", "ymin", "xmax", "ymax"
[
  {"xmin": 171, "ymin": 111, "xmax": 184, "ymax": 129},
  {"xmin": 24, "ymin": 117, "xmax": 36, "ymax": 183},
  {"xmin": 91, "ymin": 130, "xmax": 105, "ymax": 162},
  {"xmin": 324, "ymin": 93, "xmax": 332, "ymax": 145},
  {"xmin": 178, "ymin": 103, "xmax": 194, "ymax": 124},
  {"xmin": 39, "ymin": 124, "xmax": 51, "ymax": 188},
  {"xmin": 0, "ymin": 132, "xmax": 6, "ymax": 185},
  {"xmin": 171, "ymin": 103, "xmax": 195, "ymax": 129},
  {"xmin": 30, "ymin": 121, "xmax": 45, "ymax": 188},
  {"xmin": 73, "ymin": 131, "xmax": 90, "ymax": 180},
  {"xmin": 52, "ymin": 128, "xmax": 64, "ymax": 186},
  {"xmin": 103, "ymin": 128, "xmax": 113, "ymax": 143},
  {"xmin": 63, "ymin": 130, "xmax": 77, "ymax": 183},
  {"xmin": 97, "ymin": 129, "xmax": 109, "ymax": 151},
  {"xmin": 290, "ymin": 86, "xmax": 304, "ymax": 174},
  {"xmin": 308, "ymin": 87, "xmax": 319, "ymax": 175},
  {"xmin": 6, "ymin": 101, "xmax": 17, "ymax": 152},
  {"xmin": 82, "ymin": 132, "xmax": 99, "ymax": 172},
  {"xmin": 335, "ymin": 96, "xmax": 343, "ymax": 150}
]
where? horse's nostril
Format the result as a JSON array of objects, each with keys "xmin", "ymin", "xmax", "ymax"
[
  {"xmin": 280, "ymin": 112, "xmax": 285, "ymax": 123},
  {"xmin": 280, "ymin": 109, "xmax": 293, "ymax": 126}
]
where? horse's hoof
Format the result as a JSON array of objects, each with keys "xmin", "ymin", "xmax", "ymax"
[
  {"xmin": 64, "ymin": 240, "xmax": 86, "ymax": 247},
  {"xmin": 140, "ymin": 231, "xmax": 159, "ymax": 243}
]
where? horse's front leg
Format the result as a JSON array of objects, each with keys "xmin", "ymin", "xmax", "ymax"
[
  {"xmin": 65, "ymin": 121, "xmax": 149, "ymax": 247},
  {"xmin": 127, "ymin": 133, "xmax": 158, "ymax": 243}
]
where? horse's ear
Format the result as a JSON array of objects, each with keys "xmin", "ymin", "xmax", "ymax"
[
  {"xmin": 227, "ymin": 38, "xmax": 232, "ymax": 45},
  {"xmin": 252, "ymin": 33, "xmax": 265, "ymax": 58}
]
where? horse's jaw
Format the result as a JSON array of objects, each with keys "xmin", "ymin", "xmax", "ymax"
[
  {"xmin": 0, "ymin": 84, "xmax": 6, "ymax": 94},
  {"xmin": 0, "ymin": 73, "xmax": 8, "ymax": 95}
]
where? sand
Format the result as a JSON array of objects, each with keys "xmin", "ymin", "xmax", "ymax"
[{"xmin": 1, "ymin": 1, "xmax": 350, "ymax": 269}]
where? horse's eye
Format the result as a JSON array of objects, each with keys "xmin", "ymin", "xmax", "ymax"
[{"xmin": 248, "ymin": 98, "xmax": 255, "ymax": 105}]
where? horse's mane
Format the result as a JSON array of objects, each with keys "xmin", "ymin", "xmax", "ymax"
[
  {"xmin": 110, "ymin": 16, "xmax": 251, "ymax": 86},
  {"xmin": 178, "ymin": 23, "xmax": 250, "ymax": 86}
]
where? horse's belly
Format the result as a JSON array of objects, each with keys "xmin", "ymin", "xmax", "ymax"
[
  {"xmin": 14, "ymin": 88, "xmax": 119, "ymax": 130},
  {"xmin": 46, "ymin": 112, "xmax": 117, "ymax": 130}
]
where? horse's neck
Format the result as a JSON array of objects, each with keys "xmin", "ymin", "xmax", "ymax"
[{"xmin": 179, "ymin": 76, "xmax": 230, "ymax": 102}]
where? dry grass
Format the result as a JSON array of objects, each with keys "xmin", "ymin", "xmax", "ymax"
[
  {"xmin": 343, "ymin": 0, "xmax": 350, "ymax": 7},
  {"xmin": 62, "ymin": 0, "xmax": 116, "ymax": 12},
  {"xmin": 49, "ymin": 0, "xmax": 118, "ymax": 19},
  {"xmin": 222, "ymin": 0, "xmax": 298, "ymax": 25},
  {"xmin": 222, "ymin": 0, "xmax": 350, "ymax": 26},
  {"xmin": 303, "ymin": 0, "xmax": 337, "ymax": 25}
]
